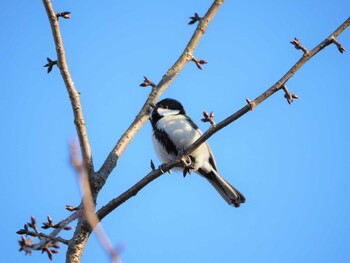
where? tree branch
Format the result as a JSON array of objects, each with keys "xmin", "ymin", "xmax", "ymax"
[
  {"xmin": 249, "ymin": 17, "xmax": 350, "ymax": 108},
  {"xmin": 96, "ymin": 16, "xmax": 350, "ymax": 219},
  {"xmin": 42, "ymin": 0, "xmax": 94, "ymax": 175},
  {"xmin": 20, "ymin": 230, "xmax": 69, "ymax": 245},
  {"xmin": 42, "ymin": 1, "xmax": 98, "ymax": 262}
]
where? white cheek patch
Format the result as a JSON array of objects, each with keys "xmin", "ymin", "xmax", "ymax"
[{"xmin": 157, "ymin": 108, "xmax": 180, "ymax": 116}]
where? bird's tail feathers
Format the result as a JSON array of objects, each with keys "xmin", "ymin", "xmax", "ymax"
[{"xmin": 201, "ymin": 169, "xmax": 245, "ymax": 208}]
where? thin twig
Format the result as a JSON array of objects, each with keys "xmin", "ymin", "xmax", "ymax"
[
  {"xmin": 251, "ymin": 17, "xmax": 349, "ymax": 108},
  {"xmin": 56, "ymin": 11, "xmax": 71, "ymax": 20},
  {"xmin": 290, "ymin": 37, "xmax": 309, "ymax": 54},
  {"xmin": 191, "ymin": 56, "xmax": 208, "ymax": 70},
  {"xmin": 201, "ymin": 111, "xmax": 216, "ymax": 126},
  {"xmin": 140, "ymin": 76, "xmax": 156, "ymax": 88},
  {"xmin": 17, "ymin": 215, "xmax": 73, "ymax": 260},
  {"xmin": 331, "ymin": 38, "xmax": 346, "ymax": 53},
  {"xmin": 20, "ymin": 230, "xmax": 69, "ymax": 245},
  {"xmin": 282, "ymin": 85, "xmax": 299, "ymax": 104},
  {"xmin": 188, "ymin": 12, "xmax": 201, "ymax": 25}
]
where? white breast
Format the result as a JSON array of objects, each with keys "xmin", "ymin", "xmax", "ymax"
[
  {"xmin": 157, "ymin": 115, "xmax": 200, "ymax": 149},
  {"xmin": 153, "ymin": 114, "xmax": 212, "ymax": 171}
]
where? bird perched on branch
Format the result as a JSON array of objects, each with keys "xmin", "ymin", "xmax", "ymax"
[{"xmin": 150, "ymin": 98, "xmax": 245, "ymax": 207}]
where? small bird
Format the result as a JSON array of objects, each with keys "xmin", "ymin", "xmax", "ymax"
[{"xmin": 150, "ymin": 98, "xmax": 245, "ymax": 207}]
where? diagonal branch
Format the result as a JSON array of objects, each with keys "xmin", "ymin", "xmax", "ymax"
[
  {"xmin": 42, "ymin": 0, "xmax": 94, "ymax": 175},
  {"xmin": 96, "ymin": 0, "xmax": 225, "ymax": 183},
  {"xmin": 96, "ymin": 16, "xmax": 350, "ymax": 219},
  {"xmin": 97, "ymin": 160, "xmax": 180, "ymax": 221},
  {"xmin": 249, "ymin": 17, "xmax": 350, "ymax": 108}
]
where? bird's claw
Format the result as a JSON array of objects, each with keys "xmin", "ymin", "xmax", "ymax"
[{"xmin": 180, "ymin": 155, "xmax": 195, "ymax": 177}]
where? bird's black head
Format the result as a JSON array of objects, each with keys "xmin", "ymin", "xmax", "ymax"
[
  {"xmin": 150, "ymin": 98, "xmax": 186, "ymax": 126},
  {"xmin": 155, "ymin": 98, "xmax": 186, "ymax": 113}
]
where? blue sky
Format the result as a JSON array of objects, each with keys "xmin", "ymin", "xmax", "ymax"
[{"xmin": 2, "ymin": 1, "xmax": 350, "ymax": 262}]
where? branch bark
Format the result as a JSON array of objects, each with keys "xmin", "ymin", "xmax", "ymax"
[
  {"xmin": 42, "ymin": 1, "xmax": 97, "ymax": 262},
  {"xmin": 42, "ymin": 0, "xmax": 94, "ymax": 176}
]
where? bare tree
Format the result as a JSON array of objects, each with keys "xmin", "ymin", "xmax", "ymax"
[{"xmin": 16, "ymin": 0, "xmax": 350, "ymax": 262}]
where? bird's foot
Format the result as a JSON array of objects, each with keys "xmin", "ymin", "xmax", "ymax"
[{"xmin": 180, "ymin": 155, "xmax": 195, "ymax": 177}]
